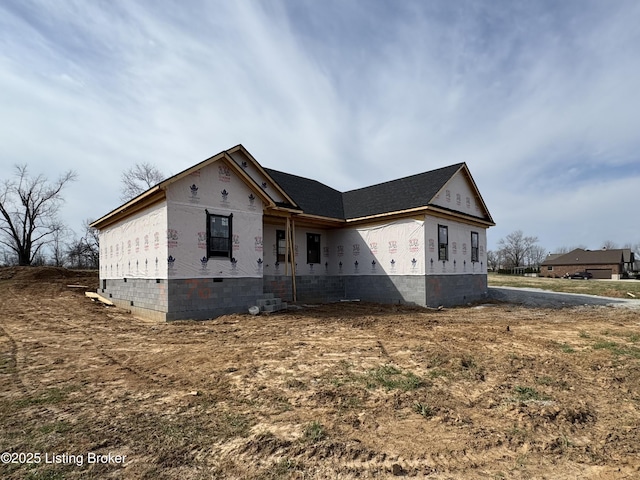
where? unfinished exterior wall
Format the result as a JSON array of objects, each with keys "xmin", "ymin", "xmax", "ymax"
[{"xmin": 426, "ymin": 274, "xmax": 488, "ymax": 307}]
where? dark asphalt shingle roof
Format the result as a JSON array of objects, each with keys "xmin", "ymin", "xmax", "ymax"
[
  {"xmin": 266, "ymin": 163, "xmax": 476, "ymax": 221},
  {"xmin": 342, "ymin": 163, "xmax": 464, "ymax": 219},
  {"xmin": 542, "ymin": 248, "xmax": 633, "ymax": 266},
  {"xmin": 264, "ymin": 168, "xmax": 345, "ymax": 219}
]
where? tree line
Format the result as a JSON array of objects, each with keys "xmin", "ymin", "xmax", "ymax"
[
  {"xmin": 487, "ymin": 230, "xmax": 640, "ymax": 272},
  {"xmin": 0, "ymin": 163, "xmax": 164, "ymax": 268},
  {"xmin": 3, "ymin": 164, "xmax": 637, "ymax": 271}
]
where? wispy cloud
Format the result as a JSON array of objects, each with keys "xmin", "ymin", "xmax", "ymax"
[{"xmin": 1, "ymin": 0, "xmax": 639, "ymax": 251}]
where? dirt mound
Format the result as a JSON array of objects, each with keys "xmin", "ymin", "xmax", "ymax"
[
  {"xmin": 0, "ymin": 266, "xmax": 98, "ymax": 282},
  {"xmin": 0, "ymin": 267, "xmax": 98, "ymax": 288}
]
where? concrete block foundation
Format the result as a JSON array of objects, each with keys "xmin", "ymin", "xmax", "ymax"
[{"xmin": 100, "ymin": 273, "xmax": 488, "ymax": 321}]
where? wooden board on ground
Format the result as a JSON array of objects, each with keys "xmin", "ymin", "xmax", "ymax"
[{"xmin": 85, "ymin": 291, "xmax": 114, "ymax": 306}]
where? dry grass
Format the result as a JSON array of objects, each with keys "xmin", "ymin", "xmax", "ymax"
[
  {"xmin": 1, "ymin": 267, "xmax": 640, "ymax": 479},
  {"xmin": 489, "ymin": 273, "xmax": 640, "ymax": 298}
]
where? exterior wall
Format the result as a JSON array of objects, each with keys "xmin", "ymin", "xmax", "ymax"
[
  {"xmin": 264, "ymin": 275, "xmax": 345, "ymax": 303},
  {"xmin": 426, "ymin": 274, "xmax": 488, "ymax": 307},
  {"xmin": 99, "ymin": 278, "xmax": 169, "ymax": 322},
  {"xmin": 166, "ymin": 277, "xmax": 263, "ymax": 320},
  {"xmin": 263, "ymin": 222, "xmax": 331, "ymax": 277},
  {"xmin": 100, "ymin": 277, "xmax": 263, "ymax": 321},
  {"xmin": 345, "ymin": 275, "xmax": 426, "ymax": 305},
  {"xmin": 165, "ymin": 160, "xmax": 264, "ymax": 278},
  {"xmin": 424, "ymin": 216, "xmax": 486, "ymax": 275},
  {"xmin": 263, "ymin": 275, "xmax": 426, "ymax": 305},
  {"xmin": 431, "ymin": 171, "xmax": 485, "ymax": 218},
  {"xmin": 227, "ymin": 150, "xmax": 288, "ymax": 204},
  {"xmin": 540, "ymin": 264, "xmax": 620, "ymax": 279},
  {"xmin": 99, "ymin": 201, "xmax": 169, "ymax": 279}
]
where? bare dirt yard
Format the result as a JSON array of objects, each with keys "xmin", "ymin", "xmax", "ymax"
[{"xmin": 1, "ymin": 267, "xmax": 640, "ymax": 479}]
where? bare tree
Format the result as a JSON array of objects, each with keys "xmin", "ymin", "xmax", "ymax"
[
  {"xmin": 0, "ymin": 165, "xmax": 77, "ymax": 266},
  {"xmin": 601, "ymin": 239, "xmax": 618, "ymax": 250},
  {"xmin": 527, "ymin": 245, "xmax": 547, "ymax": 268},
  {"xmin": 497, "ymin": 230, "xmax": 540, "ymax": 268},
  {"xmin": 486, "ymin": 250, "xmax": 499, "ymax": 271},
  {"xmin": 65, "ymin": 219, "xmax": 100, "ymax": 269},
  {"xmin": 554, "ymin": 244, "xmax": 588, "ymax": 254},
  {"xmin": 50, "ymin": 224, "xmax": 72, "ymax": 267},
  {"xmin": 120, "ymin": 162, "xmax": 165, "ymax": 202}
]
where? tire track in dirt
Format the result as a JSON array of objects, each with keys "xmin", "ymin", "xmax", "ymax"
[{"xmin": 0, "ymin": 324, "xmax": 28, "ymax": 396}]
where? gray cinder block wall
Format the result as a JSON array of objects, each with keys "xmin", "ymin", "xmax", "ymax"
[
  {"xmin": 426, "ymin": 274, "xmax": 488, "ymax": 307},
  {"xmin": 100, "ymin": 277, "xmax": 263, "ymax": 321},
  {"xmin": 101, "ymin": 273, "xmax": 487, "ymax": 321}
]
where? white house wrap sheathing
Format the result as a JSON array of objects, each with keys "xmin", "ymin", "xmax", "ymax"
[
  {"xmin": 99, "ymin": 201, "xmax": 168, "ymax": 279},
  {"xmin": 263, "ymin": 218, "xmax": 426, "ymax": 277},
  {"xmin": 164, "ymin": 161, "xmax": 264, "ymax": 279}
]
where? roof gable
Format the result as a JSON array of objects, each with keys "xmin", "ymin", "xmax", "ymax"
[
  {"xmin": 342, "ymin": 164, "xmax": 463, "ymax": 219},
  {"xmin": 91, "ymin": 144, "xmax": 495, "ymax": 229}
]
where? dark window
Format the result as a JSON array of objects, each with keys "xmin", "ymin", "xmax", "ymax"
[
  {"xmin": 207, "ymin": 212, "xmax": 232, "ymax": 257},
  {"xmin": 307, "ymin": 233, "xmax": 321, "ymax": 264},
  {"xmin": 438, "ymin": 225, "xmax": 448, "ymax": 261},
  {"xmin": 471, "ymin": 231, "xmax": 479, "ymax": 262},
  {"xmin": 547, "ymin": 266, "xmax": 553, "ymax": 271},
  {"xmin": 276, "ymin": 229, "xmax": 286, "ymax": 263}
]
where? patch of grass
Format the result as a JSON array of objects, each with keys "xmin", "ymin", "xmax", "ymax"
[
  {"xmin": 488, "ymin": 273, "xmax": 640, "ymax": 299},
  {"xmin": 428, "ymin": 368, "xmax": 449, "ymax": 379},
  {"xmin": 460, "ymin": 355, "xmax": 476, "ymax": 369},
  {"xmin": 14, "ymin": 386, "xmax": 77, "ymax": 409},
  {"xmin": 302, "ymin": 421, "xmax": 326, "ymax": 443},
  {"xmin": 39, "ymin": 421, "xmax": 72, "ymax": 435},
  {"xmin": 285, "ymin": 378, "xmax": 307, "ymax": 390},
  {"xmin": 261, "ymin": 458, "xmax": 303, "ymax": 479},
  {"xmin": 414, "ymin": 401, "xmax": 434, "ymax": 418},
  {"xmin": 578, "ymin": 330, "xmax": 590, "ymax": 339},
  {"xmin": 513, "ymin": 385, "xmax": 549, "ymax": 402},
  {"xmin": 593, "ymin": 340, "xmax": 640, "ymax": 358},
  {"xmin": 364, "ymin": 364, "xmax": 423, "ymax": 391}
]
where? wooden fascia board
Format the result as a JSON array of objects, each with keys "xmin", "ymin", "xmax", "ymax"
[
  {"xmin": 345, "ymin": 205, "xmax": 494, "ymax": 228},
  {"xmin": 90, "ymin": 189, "xmax": 166, "ymax": 230},
  {"xmin": 220, "ymin": 153, "xmax": 275, "ymax": 208},
  {"xmin": 425, "ymin": 205, "xmax": 495, "ymax": 227},
  {"xmin": 457, "ymin": 164, "xmax": 495, "ymax": 224},
  {"xmin": 288, "ymin": 213, "xmax": 345, "ymax": 229},
  {"xmin": 227, "ymin": 144, "xmax": 299, "ymax": 208}
]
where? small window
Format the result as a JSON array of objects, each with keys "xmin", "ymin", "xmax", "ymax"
[
  {"xmin": 307, "ymin": 233, "xmax": 321, "ymax": 264},
  {"xmin": 207, "ymin": 212, "xmax": 232, "ymax": 257},
  {"xmin": 547, "ymin": 266, "xmax": 553, "ymax": 271},
  {"xmin": 276, "ymin": 229, "xmax": 287, "ymax": 263},
  {"xmin": 471, "ymin": 231, "xmax": 479, "ymax": 262},
  {"xmin": 438, "ymin": 225, "xmax": 448, "ymax": 261}
]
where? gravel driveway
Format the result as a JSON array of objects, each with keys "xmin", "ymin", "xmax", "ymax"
[{"xmin": 489, "ymin": 286, "xmax": 640, "ymax": 309}]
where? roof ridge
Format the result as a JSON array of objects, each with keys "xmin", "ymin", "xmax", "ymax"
[{"xmin": 344, "ymin": 162, "xmax": 465, "ymax": 194}]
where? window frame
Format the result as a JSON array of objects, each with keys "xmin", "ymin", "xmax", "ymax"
[
  {"xmin": 471, "ymin": 231, "xmax": 479, "ymax": 263},
  {"xmin": 306, "ymin": 233, "xmax": 321, "ymax": 264},
  {"xmin": 276, "ymin": 229, "xmax": 287, "ymax": 263},
  {"xmin": 206, "ymin": 211, "xmax": 233, "ymax": 258},
  {"xmin": 438, "ymin": 225, "xmax": 448, "ymax": 261}
]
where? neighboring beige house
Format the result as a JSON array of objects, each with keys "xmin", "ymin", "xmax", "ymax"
[
  {"xmin": 540, "ymin": 248, "xmax": 635, "ymax": 280},
  {"xmin": 90, "ymin": 144, "xmax": 495, "ymax": 321}
]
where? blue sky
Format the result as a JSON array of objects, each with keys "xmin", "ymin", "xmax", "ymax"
[{"xmin": 2, "ymin": 0, "xmax": 639, "ymax": 253}]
